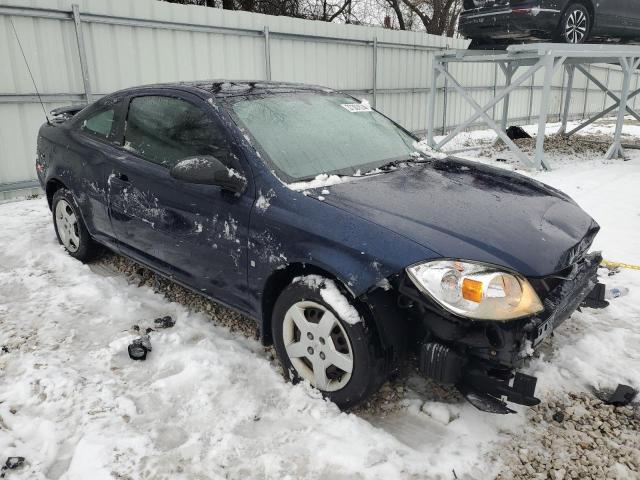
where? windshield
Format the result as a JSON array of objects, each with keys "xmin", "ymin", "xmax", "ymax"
[{"xmin": 230, "ymin": 92, "xmax": 418, "ymax": 181}]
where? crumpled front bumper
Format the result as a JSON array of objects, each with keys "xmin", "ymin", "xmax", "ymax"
[{"xmin": 399, "ymin": 252, "xmax": 605, "ymax": 413}]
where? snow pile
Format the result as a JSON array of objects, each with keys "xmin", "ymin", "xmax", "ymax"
[
  {"xmin": 287, "ymin": 173, "xmax": 354, "ymax": 191},
  {"xmin": 0, "ymin": 200, "xmax": 515, "ymax": 479},
  {"xmin": 293, "ymin": 275, "xmax": 363, "ymax": 325},
  {"xmin": 254, "ymin": 189, "xmax": 275, "ymax": 212},
  {"xmin": 413, "ymin": 139, "xmax": 449, "ymax": 159}
]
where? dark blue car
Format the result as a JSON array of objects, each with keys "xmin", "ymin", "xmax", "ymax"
[{"xmin": 36, "ymin": 81, "xmax": 606, "ymax": 413}]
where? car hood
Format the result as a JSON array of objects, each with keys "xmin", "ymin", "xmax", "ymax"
[{"xmin": 320, "ymin": 158, "xmax": 599, "ymax": 277}]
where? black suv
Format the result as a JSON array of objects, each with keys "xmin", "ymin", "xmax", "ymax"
[{"xmin": 459, "ymin": 0, "xmax": 640, "ymax": 46}]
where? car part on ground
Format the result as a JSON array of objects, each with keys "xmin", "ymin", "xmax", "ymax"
[
  {"xmin": 154, "ymin": 315, "xmax": 176, "ymax": 329},
  {"xmin": 506, "ymin": 126, "xmax": 532, "ymax": 140},
  {"xmin": 128, "ymin": 334, "xmax": 152, "ymax": 361},
  {"xmin": 1, "ymin": 457, "xmax": 25, "ymax": 477},
  {"xmin": 592, "ymin": 383, "xmax": 638, "ymax": 407}
]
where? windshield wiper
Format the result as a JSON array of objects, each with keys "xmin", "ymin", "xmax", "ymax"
[{"xmin": 376, "ymin": 155, "xmax": 431, "ymax": 171}]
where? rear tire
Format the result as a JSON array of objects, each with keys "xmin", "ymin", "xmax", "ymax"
[
  {"xmin": 271, "ymin": 276, "xmax": 386, "ymax": 409},
  {"xmin": 52, "ymin": 188, "xmax": 99, "ymax": 262},
  {"xmin": 556, "ymin": 4, "xmax": 590, "ymax": 44}
]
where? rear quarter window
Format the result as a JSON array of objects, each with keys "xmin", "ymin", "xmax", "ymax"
[{"xmin": 80, "ymin": 109, "xmax": 116, "ymax": 139}]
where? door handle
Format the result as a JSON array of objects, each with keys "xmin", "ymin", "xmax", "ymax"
[{"xmin": 113, "ymin": 171, "xmax": 129, "ymax": 182}]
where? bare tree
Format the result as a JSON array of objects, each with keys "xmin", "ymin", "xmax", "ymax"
[
  {"xmin": 400, "ymin": 0, "xmax": 462, "ymax": 35},
  {"xmin": 160, "ymin": 0, "xmax": 462, "ymax": 36},
  {"xmin": 383, "ymin": 0, "xmax": 406, "ymax": 30}
]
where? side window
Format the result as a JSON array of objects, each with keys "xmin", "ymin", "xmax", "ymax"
[
  {"xmin": 80, "ymin": 109, "xmax": 116, "ymax": 139},
  {"xmin": 124, "ymin": 95, "xmax": 228, "ymax": 168}
]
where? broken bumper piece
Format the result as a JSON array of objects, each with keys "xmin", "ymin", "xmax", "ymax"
[
  {"xmin": 418, "ymin": 342, "xmax": 540, "ymax": 414},
  {"xmin": 413, "ymin": 252, "xmax": 606, "ymax": 413}
]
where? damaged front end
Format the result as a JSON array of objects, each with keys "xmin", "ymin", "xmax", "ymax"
[{"xmin": 398, "ymin": 251, "xmax": 606, "ymax": 414}]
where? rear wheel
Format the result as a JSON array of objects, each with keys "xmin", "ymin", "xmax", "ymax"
[
  {"xmin": 271, "ymin": 277, "xmax": 386, "ymax": 409},
  {"xmin": 557, "ymin": 4, "xmax": 590, "ymax": 44},
  {"xmin": 52, "ymin": 188, "xmax": 98, "ymax": 262}
]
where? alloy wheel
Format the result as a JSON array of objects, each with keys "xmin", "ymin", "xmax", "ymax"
[
  {"xmin": 55, "ymin": 199, "xmax": 80, "ymax": 253},
  {"xmin": 565, "ymin": 9, "xmax": 588, "ymax": 43},
  {"xmin": 282, "ymin": 300, "xmax": 354, "ymax": 392}
]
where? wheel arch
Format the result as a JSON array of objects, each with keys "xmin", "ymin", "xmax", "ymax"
[
  {"xmin": 260, "ymin": 262, "xmax": 348, "ymax": 345},
  {"xmin": 260, "ymin": 261, "xmax": 407, "ymax": 374},
  {"xmin": 46, "ymin": 178, "xmax": 68, "ymax": 210},
  {"xmin": 561, "ymin": 0, "xmax": 594, "ymax": 25}
]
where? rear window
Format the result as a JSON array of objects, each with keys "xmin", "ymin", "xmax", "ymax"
[{"xmin": 80, "ymin": 109, "xmax": 115, "ymax": 139}]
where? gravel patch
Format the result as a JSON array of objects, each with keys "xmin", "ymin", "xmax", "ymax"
[
  {"xmin": 498, "ymin": 393, "xmax": 640, "ymax": 480},
  {"xmin": 461, "ymin": 132, "xmax": 639, "ymax": 164},
  {"xmin": 96, "ymin": 251, "xmax": 261, "ymax": 341}
]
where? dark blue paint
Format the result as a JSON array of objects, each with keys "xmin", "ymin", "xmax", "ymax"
[{"xmin": 36, "ymin": 81, "xmax": 597, "ymax": 330}]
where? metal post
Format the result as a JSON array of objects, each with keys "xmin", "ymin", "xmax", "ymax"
[
  {"xmin": 372, "ymin": 36, "xmax": 377, "ymax": 108},
  {"xmin": 534, "ymin": 55, "xmax": 557, "ymax": 170},
  {"xmin": 263, "ymin": 26, "xmax": 271, "ymax": 81},
  {"xmin": 602, "ymin": 66, "xmax": 611, "ymax": 112},
  {"xmin": 582, "ymin": 65, "xmax": 590, "ymax": 119},
  {"xmin": 527, "ymin": 73, "xmax": 535, "ymax": 124},
  {"xmin": 500, "ymin": 63, "xmax": 513, "ymax": 132},
  {"xmin": 606, "ymin": 57, "xmax": 638, "ymax": 159},
  {"xmin": 71, "ymin": 4, "xmax": 92, "ymax": 103},
  {"xmin": 633, "ymin": 73, "xmax": 639, "ymax": 110},
  {"xmin": 559, "ymin": 65, "xmax": 575, "ymax": 135},
  {"xmin": 492, "ymin": 63, "xmax": 498, "ymax": 121},
  {"xmin": 427, "ymin": 58, "xmax": 440, "ymax": 147},
  {"xmin": 442, "ymin": 62, "xmax": 448, "ymax": 135}
]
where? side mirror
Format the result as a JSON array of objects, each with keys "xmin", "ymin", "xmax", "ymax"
[{"xmin": 170, "ymin": 155, "xmax": 247, "ymax": 193}]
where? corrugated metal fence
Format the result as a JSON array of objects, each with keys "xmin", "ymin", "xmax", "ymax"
[{"xmin": 1, "ymin": 0, "xmax": 638, "ymax": 197}]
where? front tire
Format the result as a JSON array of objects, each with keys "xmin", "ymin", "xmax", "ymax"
[
  {"xmin": 271, "ymin": 277, "xmax": 385, "ymax": 409},
  {"xmin": 52, "ymin": 188, "xmax": 98, "ymax": 262},
  {"xmin": 556, "ymin": 4, "xmax": 590, "ymax": 44}
]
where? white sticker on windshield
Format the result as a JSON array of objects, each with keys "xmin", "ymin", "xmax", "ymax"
[{"xmin": 341, "ymin": 103, "xmax": 372, "ymax": 112}]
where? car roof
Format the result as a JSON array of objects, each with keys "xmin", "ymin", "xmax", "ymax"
[{"xmin": 121, "ymin": 80, "xmax": 336, "ymax": 98}]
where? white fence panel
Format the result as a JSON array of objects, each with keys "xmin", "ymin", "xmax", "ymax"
[{"xmin": 1, "ymin": 0, "xmax": 638, "ymax": 196}]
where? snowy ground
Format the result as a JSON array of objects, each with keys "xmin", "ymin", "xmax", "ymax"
[{"xmin": 0, "ymin": 119, "xmax": 639, "ymax": 479}]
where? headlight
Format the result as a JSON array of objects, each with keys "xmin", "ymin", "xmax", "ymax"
[{"xmin": 406, "ymin": 260, "xmax": 544, "ymax": 321}]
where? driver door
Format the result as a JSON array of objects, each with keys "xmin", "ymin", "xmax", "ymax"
[{"xmin": 106, "ymin": 91, "xmax": 254, "ymax": 312}]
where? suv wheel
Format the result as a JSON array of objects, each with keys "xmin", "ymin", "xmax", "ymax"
[
  {"xmin": 271, "ymin": 277, "xmax": 385, "ymax": 409},
  {"xmin": 558, "ymin": 4, "xmax": 590, "ymax": 44},
  {"xmin": 52, "ymin": 188, "xmax": 98, "ymax": 262}
]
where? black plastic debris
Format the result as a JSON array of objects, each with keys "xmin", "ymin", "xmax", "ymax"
[
  {"xmin": 154, "ymin": 315, "xmax": 175, "ymax": 329},
  {"xmin": 606, "ymin": 384, "xmax": 637, "ymax": 406},
  {"xmin": 1, "ymin": 457, "xmax": 25, "ymax": 477},
  {"xmin": 581, "ymin": 283, "xmax": 609, "ymax": 309},
  {"xmin": 592, "ymin": 383, "xmax": 638, "ymax": 406},
  {"xmin": 552, "ymin": 411, "xmax": 565, "ymax": 423},
  {"xmin": 506, "ymin": 125, "xmax": 532, "ymax": 140},
  {"xmin": 128, "ymin": 334, "xmax": 152, "ymax": 361}
]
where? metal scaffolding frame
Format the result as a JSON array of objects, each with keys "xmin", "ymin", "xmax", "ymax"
[{"xmin": 427, "ymin": 43, "xmax": 640, "ymax": 170}]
